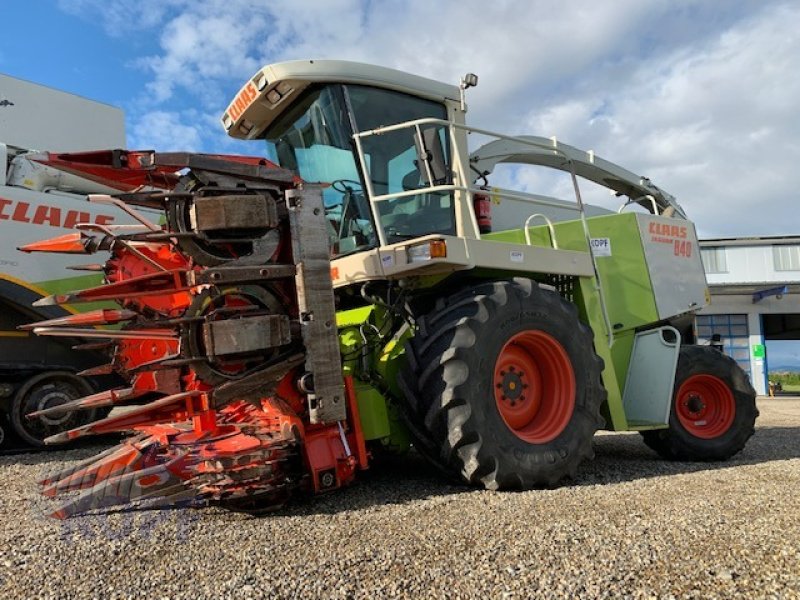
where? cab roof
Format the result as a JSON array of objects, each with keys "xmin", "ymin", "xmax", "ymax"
[{"xmin": 222, "ymin": 59, "xmax": 460, "ymax": 139}]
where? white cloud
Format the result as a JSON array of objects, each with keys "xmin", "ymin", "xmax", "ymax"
[
  {"xmin": 57, "ymin": 0, "xmax": 187, "ymax": 35},
  {"xmin": 519, "ymin": 2, "xmax": 800, "ymax": 236},
  {"xmin": 127, "ymin": 110, "xmax": 203, "ymax": 151},
  {"xmin": 62, "ymin": 0, "xmax": 799, "ymax": 237}
]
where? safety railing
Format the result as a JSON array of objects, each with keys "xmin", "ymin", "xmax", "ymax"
[
  {"xmin": 351, "ymin": 117, "xmax": 615, "ymax": 347},
  {"xmin": 523, "ymin": 213, "xmax": 559, "ymax": 249}
]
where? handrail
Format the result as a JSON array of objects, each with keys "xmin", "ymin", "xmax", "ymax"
[
  {"xmin": 523, "ymin": 213, "xmax": 559, "ymax": 249},
  {"xmin": 356, "ymin": 117, "xmax": 579, "ymax": 163},
  {"xmin": 351, "ymin": 116, "xmax": 614, "ymax": 348}
]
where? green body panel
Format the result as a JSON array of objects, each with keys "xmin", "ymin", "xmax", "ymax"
[
  {"xmin": 353, "ymin": 381, "xmax": 391, "ymax": 440},
  {"xmin": 337, "ymin": 306, "xmax": 376, "ymax": 374},
  {"xmin": 382, "ymin": 401, "xmax": 411, "ymax": 452},
  {"xmin": 335, "ymin": 305, "xmax": 376, "ymax": 328},
  {"xmin": 609, "ymin": 330, "xmax": 636, "ymax": 396},
  {"xmin": 486, "ymin": 212, "xmax": 659, "ymax": 334},
  {"xmin": 35, "ymin": 273, "xmax": 103, "ymax": 295},
  {"xmin": 338, "ymin": 326, "xmax": 362, "ymax": 376},
  {"xmin": 336, "ymin": 305, "xmax": 412, "ymax": 452},
  {"xmin": 575, "ymin": 275, "xmax": 628, "ymax": 431},
  {"xmin": 374, "ymin": 326, "xmax": 412, "ymax": 402},
  {"xmin": 551, "ymin": 214, "xmax": 658, "ymax": 332}
]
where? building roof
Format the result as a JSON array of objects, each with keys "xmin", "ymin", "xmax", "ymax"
[{"xmin": 700, "ymin": 235, "xmax": 800, "ymax": 247}]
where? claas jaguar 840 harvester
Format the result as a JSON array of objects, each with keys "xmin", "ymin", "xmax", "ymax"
[{"xmin": 22, "ymin": 60, "xmax": 757, "ymax": 518}]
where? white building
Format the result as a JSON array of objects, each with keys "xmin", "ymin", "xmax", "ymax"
[
  {"xmin": 698, "ymin": 236, "xmax": 800, "ymax": 395},
  {"xmin": 0, "ymin": 72, "xmax": 125, "ymax": 152}
]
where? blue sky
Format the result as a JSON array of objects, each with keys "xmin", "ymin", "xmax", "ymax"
[
  {"xmin": 2, "ymin": 0, "xmax": 797, "ymax": 238},
  {"xmin": 1, "ymin": 3, "xmax": 149, "ymax": 117},
  {"xmin": 1, "ymin": 0, "xmax": 798, "ymax": 366}
]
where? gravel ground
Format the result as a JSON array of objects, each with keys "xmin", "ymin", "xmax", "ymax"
[{"xmin": 0, "ymin": 397, "xmax": 798, "ymax": 599}]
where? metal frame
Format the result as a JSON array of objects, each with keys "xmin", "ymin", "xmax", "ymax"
[{"xmin": 287, "ymin": 187, "xmax": 347, "ymax": 423}]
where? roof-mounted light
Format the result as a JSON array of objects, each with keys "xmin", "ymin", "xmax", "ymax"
[
  {"xmin": 254, "ymin": 72, "xmax": 269, "ymax": 91},
  {"xmin": 459, "ymin": 72, "xmax": 478, "ymax": 112},
  {"xmin": 461, "ymin": 73, "xmax": 478, "ymax": 89}
]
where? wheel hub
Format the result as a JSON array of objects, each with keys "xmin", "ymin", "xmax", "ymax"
[
  {"xmin": 498, "ymin": 368, "xmax": 526, "ymax": 404},
  {"xmin": 685, "ymin": 394, "xmax": 705, "ymax": 415},
  {"xmin": 35, "ymin": 390, "xmax": 73, "ymax": 426},
  {"xmin": 675, "ymin": 374, "xmax": 736, "ymax": 439},
  {"xmin": 493, "ymin": 330, "xmax": 575, "ymax": 444}
]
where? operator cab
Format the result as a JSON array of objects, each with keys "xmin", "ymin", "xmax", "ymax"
[
  {"xmin": 222, "ymin": 60, "xmax": 464, "ymax": 258},
  {"xmin": 262, "ymin": 85, "xmax": 454, "ymax": 256}
]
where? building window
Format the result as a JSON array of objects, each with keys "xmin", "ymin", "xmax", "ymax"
[
  {"xmin": 694, "ymin": 314, "xmax": 751, "ymax": 378},
  {"xmin": 773, "ymin": 245, "xmax": 800, "ymax": 271},
  {"xmin": 701, "ymin": 247, "xmax": 728, "ymax": 273}
]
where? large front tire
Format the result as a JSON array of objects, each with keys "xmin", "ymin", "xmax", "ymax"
[
  {"xmin": 400, "ymin": 278, "xmax": 606, "ymax": 489},
  {"xmin": 642, "ymin": 345, "xmax": 758, "ymax": 461}
]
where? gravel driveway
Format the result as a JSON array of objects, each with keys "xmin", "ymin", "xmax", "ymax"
[{"xmin": 1, "ymin": 397, "xmax": 798, "ymax": 599}]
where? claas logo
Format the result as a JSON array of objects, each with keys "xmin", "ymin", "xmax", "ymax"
[
  {"xmin": 649, "ymin": 221, "xmax": 687, "ymax": 239},
  {"xmin": 226, "ymin": 82, "xmax": 258, "ymax": 122},
  {"xmin": 0, "ymin": 197, "xmax": 114, "ymax": 229}
]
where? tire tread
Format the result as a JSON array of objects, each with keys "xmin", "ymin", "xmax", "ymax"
[{"xmin": 400, "ymin": 278, "xmax": 606, "ymax": 489}]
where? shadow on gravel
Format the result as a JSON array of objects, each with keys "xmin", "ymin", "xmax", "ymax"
[
  {"xmin": 278, "ymin": 451, "xmax": 467, "ymax": 518},
  {"xmin": 268, "ymin": 424, "xmax": 800, "ymax": 518},
  {"xmin": 574, "ymin": 425, "xmax": 800, "ymax": 488},
  {"xmin": 6, "ymin": 426, "xmax": 799, "ymax": 520}
]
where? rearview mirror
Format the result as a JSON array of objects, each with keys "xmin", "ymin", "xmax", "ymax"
[{"xmin": 414, "ymin": 127, "xmax": 450, "ymax": 186}]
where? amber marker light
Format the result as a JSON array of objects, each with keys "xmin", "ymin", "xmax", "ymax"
[{"xmin": 407, "ymin": 240, "xmax": 447, "ymax": 263}]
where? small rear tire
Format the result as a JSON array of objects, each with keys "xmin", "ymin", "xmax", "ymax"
[{"xmin": 641, "ymin": 345, "xmax": 758, "ymax": 461}]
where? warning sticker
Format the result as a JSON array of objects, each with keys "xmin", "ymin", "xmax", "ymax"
[
  {"xmin": 590, "ymin": 238, "xmax": 612, "ymax": 257},
  {"xmin": 510, "ymin": 250, "xmax": 524, "ymax": 263}
]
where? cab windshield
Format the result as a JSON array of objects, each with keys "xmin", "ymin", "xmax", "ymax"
[{"xmin": 263, "ymin": 84, "xmax": 454, "ymax": 256}]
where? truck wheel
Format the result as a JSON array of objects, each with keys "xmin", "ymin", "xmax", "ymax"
[
  {"xmin": 400, "ymin": 278, "xmax": 606, "ymax": 489},
  {"xmin": 641, "ymin": 346, "xmax": 758, "ymax": 461},
  {"xmin": 10, "ymin": 371, "xmax": 96, "ymax": 447}
]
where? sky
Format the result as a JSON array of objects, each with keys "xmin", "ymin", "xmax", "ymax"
[{"xmin": 0, "ymin": 0, "xmax": 798, "ymax": 365}]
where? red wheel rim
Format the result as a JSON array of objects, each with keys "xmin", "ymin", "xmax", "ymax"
[
  {"xmin": 493, "ymin": 330, "xmax": 575, "ymax": 444},
  {"xmin": 675, "ymin": 374, "xmax": 735, "ymax": 439}
]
